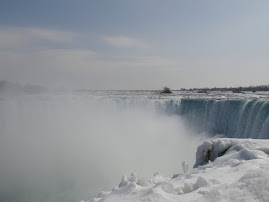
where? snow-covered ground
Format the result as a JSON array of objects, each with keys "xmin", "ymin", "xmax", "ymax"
[{"xmin": 87, "ymin": 138, "xmax": 269, "ymax": 202}]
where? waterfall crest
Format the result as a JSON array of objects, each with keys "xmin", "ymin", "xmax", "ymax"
[{"xmin": 179, "ymin": 99, "xmax": 269, "ymax": 139}]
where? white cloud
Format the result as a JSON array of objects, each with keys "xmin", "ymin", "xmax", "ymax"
[
  {"xmin": 29, "ymin": 28, "xmax": 77, "ymax": 43},
  {"xmin": 102, "ymin": 36, "xmax": 149, "ymax": 49},
  {"xmin": 0, "ymin": 27, "xmax": 78, "ymax": 48},
  {"xmin": 0, "ymin": 48, "xmax": 181, "ymax": 89},
  {"xmin": 0, "ymin": 27, "xmax": 182, "ymax": 89},
  {"xmin": 0, "ymin": 29, "xmax": 28, "ymax": 47},
  {"xmin": 123, "ymin": 56, "xmax": 178, "ymax": 68}
]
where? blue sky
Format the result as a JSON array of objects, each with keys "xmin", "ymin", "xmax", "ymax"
[{"xmin": 0, "ymin": 0, "xmax": 268, "ymax": 89}]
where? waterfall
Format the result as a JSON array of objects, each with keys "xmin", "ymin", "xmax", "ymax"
[
  {"xmin": 87, "ymin": 92, "xmax": 269, "ymax": 139},
  {"xmin": 178, "ymin": 99, "xmax": 269, "ymax": 139},
  {"xmin": 71, "ymin": 91, "xmax": 269, "ymax": 139}
]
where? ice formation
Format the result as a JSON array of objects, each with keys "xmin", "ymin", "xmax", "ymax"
[{"xmin": 86, "ymin": 138, "xmax": 269, "ymax": 202}]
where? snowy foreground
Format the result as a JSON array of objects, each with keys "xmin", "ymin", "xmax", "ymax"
[{"xmin": 86, "ymin": 138, "xmax": 269, "ymax": 202}]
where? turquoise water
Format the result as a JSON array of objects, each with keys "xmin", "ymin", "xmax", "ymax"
[{"xmin": 179, "ymin": 99, "xmax": 269, "ymax": 138}]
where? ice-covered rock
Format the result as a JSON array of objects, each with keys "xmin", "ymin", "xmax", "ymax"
[{"xmin": 182, "ymin": 161, "xmax": 188, "ymax": 173}]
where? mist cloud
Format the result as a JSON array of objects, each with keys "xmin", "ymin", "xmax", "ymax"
[{"xmin": 0, "ymin": 93, "xmax": 204, "ymax": 200}]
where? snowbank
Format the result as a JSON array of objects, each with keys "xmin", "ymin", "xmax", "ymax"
[{"xmin": 85, "ymin": 138, "xmax": 269, "ymax": 202}]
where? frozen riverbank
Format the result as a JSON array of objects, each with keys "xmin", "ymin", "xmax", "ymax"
[{"xmin": 87, "ymin": 138, "xmax": 269, "ymax": 202}]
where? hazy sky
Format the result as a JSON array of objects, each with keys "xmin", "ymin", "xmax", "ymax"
[{"xmin": 0, "ymin": 0, "xmax": 268, "ymax": 90}]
